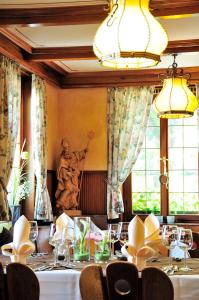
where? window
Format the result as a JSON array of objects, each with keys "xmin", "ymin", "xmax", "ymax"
[{"xmin": 131, "ymin": 86, "xmax": 199, "ymax": 216}]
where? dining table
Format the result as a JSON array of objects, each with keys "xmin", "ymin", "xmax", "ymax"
[{"xmin": 2, "ymin": 254, "xmax": 199, "ymax": 300}]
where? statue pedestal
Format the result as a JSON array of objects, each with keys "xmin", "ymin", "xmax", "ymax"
[{"xmin": 64, "ymin": 210, "xmax": 82, "ymax": 217}]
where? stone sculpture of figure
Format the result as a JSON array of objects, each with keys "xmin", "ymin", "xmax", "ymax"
[{"xmin": 55, "ymin": 139, "xmax": 87, "ymax": 211}]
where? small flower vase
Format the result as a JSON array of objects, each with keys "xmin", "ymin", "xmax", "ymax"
[
  {"xmin": 94, "ymin": 231, "xmax": 110, "ymax": 263},
  {"xmin": 73, "ymin": 216, "xmax": 90, "ymax": 262}
]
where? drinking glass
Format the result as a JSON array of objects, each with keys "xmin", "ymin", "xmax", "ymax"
[
  {"xmin": 29, "ymin": 221, "xmax": 38, "ymax": 243},
  {"xmin": 29, "ymin": 221, "xmax": 38, "ymax": 254},
  {"xmin": 108, "ymin": 223, "xmax": 119, "ymax": 259},
  {"xmin": 49, "ymin": 223, "xmax": 60, "ymax": 266},
  {"xmin": 178, "ymin": 228, "xmax": 193, "ymax": 271},
  {"xmin": 62, "ymin": 226, "xmax": 75, "ymax": 264},
  {"xmin": 117, "ymin": 222, "xmax": 129, "ymax": 246},
  {"xmin": 162, "ymin": 225, "xmax": 178, "ymax": 267}
]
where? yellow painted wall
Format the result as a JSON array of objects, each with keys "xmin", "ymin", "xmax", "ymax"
[
  {"xmin": 56, "ymin": 88, "xmax": 108, "ymax": 171},
  {"xmin": 46, "ymin": 83, "xmax": 59, "ymax": 170}
]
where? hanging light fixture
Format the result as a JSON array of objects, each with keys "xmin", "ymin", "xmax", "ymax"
[
  {"xmin": 153, "ymin": 54, "xmax": 198, "ymax": 119},
  {"xmin": 93, "ymin": 0, "xmax": 168, "ymax": 69}
]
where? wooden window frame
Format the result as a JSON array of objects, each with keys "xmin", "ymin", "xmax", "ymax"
[{"xmin": 123, "ymin": 113, "xmax": 199, "ymax": 223}]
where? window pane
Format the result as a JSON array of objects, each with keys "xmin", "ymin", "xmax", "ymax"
[
  {"xmin": 169, "ymin": 148, "xmax": 183, "ymax": 170},
  {"xmin": 169, "ymin": 171, "xmax": 183, "ymax": 192},
  {"xmin": 184, "ymin": 148, "xmax": 198, "ymax": 170},
  {"xmin": 132, "ymin": 193, "xmax": 147, "ymax": 211},
  {"xmin": 184, "ymin": 170, "xmax": 198, "ymax": 193},
  {"xmin": 169, "ymin": 119, "xmax": 183, "ymax": 126},
  {"xmin": 184, "ymin": 112, "xmax": 198, "ymax": 125},
  {"xmin": 146, "ymin": 127, "xmax": 160, "ymax": 148},
  {"xmin": 146, "ymin": 171, "xmax": 160, "ymax": 192},
  {"xmin": 168, "ymin": 126, "xmax": 183, "ymax": 148},
  {"xmin": 146, "ymin": 193, "xmax": 160, "ymax": 213},
  {"xmin": 132, "ymin": 171, "xmax": 146, "ymax": 192},
  {"xmin": 184, "ymin": 126, "xmax": 198, "ymax": 147},
  {"xmin": 146, "ymin": 149, "xmax": 160, "ymax": 170},
  {"xmin": 183, "ymin": 193, "xmax": 199, "ymax": 213},
  {"xmin": 169, "ymin": 193, "xmax": 184, "ymax": 214},
  {"xmin": 148, "ymin": 109, "xmax": 160, "ymax": 127},
  {"xmin": 133, "ymin": 149, "xmax": 145, "ymax": 171}
]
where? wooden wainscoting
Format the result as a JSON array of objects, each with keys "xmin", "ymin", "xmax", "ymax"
[{"xmin": 47, "ymin": 170, "xmax": 107, "ymax": 216}]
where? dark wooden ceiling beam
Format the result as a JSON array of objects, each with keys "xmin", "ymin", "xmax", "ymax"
[
  {"xmin": 24, "ymin": 46, "xmax": 95, "ymax": 61},
  {"xmin": 61, "ymin": 67, "xmax": 199, "ymax": 88},
  {"xmin": 0, "ymin": 5, "xmax": 108, "ymax": 26},
  {"xmin": 23, "ymin": 39, "xmax": 199, "ymax": 61},
  {"xmin": 0, "ymin": 32, "xmax": 61, "ymax": 86},
  {"xmin": 0, "ymin": 1, "xmax": 199, "ymax": 26}
]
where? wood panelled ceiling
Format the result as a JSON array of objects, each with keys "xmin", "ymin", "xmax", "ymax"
[{"xmin": 0, "ymin": 0, "xmax": 199, "ymax": 88}]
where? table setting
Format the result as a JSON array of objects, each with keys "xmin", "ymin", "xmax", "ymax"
[{"xmin": 1, "ymin": 213, "xmax": 199, "ymax": 300}]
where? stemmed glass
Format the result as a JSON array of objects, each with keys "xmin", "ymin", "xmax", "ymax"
[
  {"xmin": 29, "ymin": 221, "xmax": 38, "ymax": 254},
  {"xmin": 162, "ymin": 225, "xmax": 178, "ymax": 267},
  {"xmin": 49, "ymin": 223, "xmax": 60, "ymax": 266},
  {"xmin": 178, "ymin": 228, "xmax": 193, "ymax": 271},
  {"xmin": 62, "ymin": 226, "xmax": 75, "ymax": 265},
  {"xmin": 108, "ymin": 223, "xmax": 119, "ymax": 259},
  {"xmin": 117, "ymin": 222, "xmax": 129, "ymax": 246}
]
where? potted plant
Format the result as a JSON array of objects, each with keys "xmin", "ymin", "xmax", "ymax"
[{"xmin": 8, "ymin": 141, "xmax": 30, "ymax": 225}]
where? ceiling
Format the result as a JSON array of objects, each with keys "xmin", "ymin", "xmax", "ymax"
[{"xmin": 0, "ymin": 0, "xmax": 199, "ymax": 88}]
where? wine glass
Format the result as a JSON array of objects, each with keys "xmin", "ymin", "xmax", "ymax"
[
  {"xmin": 117, "ymin": 222, "xmax": 129, "ymax": 246},
  {"xmin": 29, "ymin": 221, "xmax": 38, "ymax": 254},
  {"xmin": 108, "ymin": 223, "xmax": 119, "ymax": 259},
  {"xmin": 49, "ymin": 223, "xmax": 60, "ymax": 266},
  {"xmin": 178, "ymin": 228, "xmax": 193, "ymax": 271},
  {"xmin": 162, "ymin": 225, "xmax": 178, "ymax": 267}
]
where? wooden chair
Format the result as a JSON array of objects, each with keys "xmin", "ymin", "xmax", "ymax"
[
  {"xmin": 6, "ymin": 263, "xmax": 40, "ymax": 300},
  {"xmin": 80, "ymin": 265, "xmax": 107, "ymax": 300},
  {"xmin": 106, "ymin": 262, "xmax": 139, "ymax": 300},
  {"xmin": 0, "ymin": 263, "xmax": 6, "ymax": 300},
  {"xmin": 189, "ymin": 232, "xmax": 199, "ymax": 258},
  {"xmin": 142, "ymin": 267, "xmax": 174, "ymax": 300}
]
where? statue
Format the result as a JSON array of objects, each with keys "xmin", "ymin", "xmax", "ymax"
[{"xmin": 55, "ymin": 132, "xmax": 94, "ymax": 212}]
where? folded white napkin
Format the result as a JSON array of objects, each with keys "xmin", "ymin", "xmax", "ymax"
[
  {"xmin": 1, "ymin": 215, "xmax": 35, "ymax": 264},
  {"xmin": 122, "ymin": 214, "xmax": 160, "ymax": 269},
  {"xmin": 52, "ymin": 213, "xmax": 74, "ymax": 242}
]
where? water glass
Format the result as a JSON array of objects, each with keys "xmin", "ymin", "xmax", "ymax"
[
  {"xmin": 118, "ymin": 222, "xmax": 129, "ymax": 246},
  {"xmin": 29, "ymin": 221, "xmax": 38, "ymax": 243},
  {"xmin": 108, "ymin": 223, "xmax": 119, "ymax": 259},
  {"xmin": 178, "ymin": 228, "xmax": 193, "ymax": 271},
  {"xmin": 162, "ymin": 225, "xmax": 178, "ymax": 267}
]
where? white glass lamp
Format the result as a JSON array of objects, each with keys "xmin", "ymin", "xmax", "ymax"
[
  {"xmin": 93, "ymin": 0, "xmax": 168, "ymax": 69},
  {"xmin": 153, "ymin": 55, "xmax": 198, "ymax": 119}
]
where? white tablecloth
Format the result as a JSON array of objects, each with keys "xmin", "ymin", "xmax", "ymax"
[
  {"xmin": 36, "ymin": 270, "xmax": 199, "ymax": 300},
  {"xmin": 36, "ymin": 270, "xmax": 81, "ymax": 300}
]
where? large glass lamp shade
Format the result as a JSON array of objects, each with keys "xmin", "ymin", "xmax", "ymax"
[
  {"xmin": 153, "ymin": 77, "xmax": 198, "ymax": 119},
  {"xmin": 93, "ymin": 0, "xmax": 168, "ymax": 69}
]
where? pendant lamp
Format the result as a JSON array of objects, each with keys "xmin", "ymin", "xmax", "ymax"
[
  {"xmin": 153, "ymin": 54, "xmax": 198, "ymax": 119},
  {"xmin": 93, "ymin": 0, "xmax": 168, "ymax": 69}
]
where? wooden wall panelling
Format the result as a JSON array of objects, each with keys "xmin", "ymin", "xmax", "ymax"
[
  {"xmin": 47, "ymin": 170, "xmax": 107, "ymax": 216},
  {"xmin": 79, "ymin": 171, "xmax": 107, "ymax": 215}
]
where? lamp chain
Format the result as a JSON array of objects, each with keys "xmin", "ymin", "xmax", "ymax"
[{"xmin": 107, "ymin": 0, "xmax": 119, "ymax": 27}]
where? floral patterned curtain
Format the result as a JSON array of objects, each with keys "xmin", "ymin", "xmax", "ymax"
[
  {"xmin": 107, "ymin": 86, "xmax": 154, "ymax": 219},
  {"xmin": 31, "ymin": 75, "xmax": 53, "ymax": 221},
  {"xmin": 0, "ymin": 56, "xmax": 21, "ymax": 220}
]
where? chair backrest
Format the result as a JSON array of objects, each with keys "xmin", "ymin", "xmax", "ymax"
[
  {"xmin": 142, "ymin": 267, "xmax": 174, "ymax": 300},
  {"xmin": 106, "ymin": 262, "xmax": 139, "ymax": 300},
  {"xmin": 80, "ymin": 264, "xmax": 107, "ymax": 300},
  {"xmin": 189, "ymin": 232, "xmax": 199, "ymax": 258},
  {"xmin": 6, "ymin": 262, "xmax": 40, "ymax": 300},
  {"xmin": 0, "ymin": 263, "xmax": 6, "ymax": 300}
]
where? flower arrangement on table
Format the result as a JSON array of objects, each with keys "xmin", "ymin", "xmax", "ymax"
[
  {"xmin": 94, "ymin": 231, "xmax": 110, "ymax": 262},
  {"xmin": 74, "ymin": 218, "xmax": 90, "ymax": 262}
]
